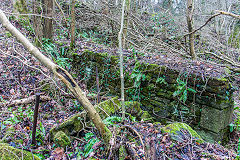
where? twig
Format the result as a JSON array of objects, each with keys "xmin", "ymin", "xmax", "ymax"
[
  {"xmin": 120, "ymin": 125, "xmax": 145, "ymax": 150},
  {"xmin": 54, "ymin": 0, "xmax": 68, "ymax": 25},
  {"xmin": 182, "ymin": 13, "xmax": 221, "ymax": 37},
  {"xmin": 216, "ymin": 10, "xmax": 240, "ymax": 19},
  {"xmin": 183, "ymin": 10, "xmax": 240, "ymax": 37},
  {"xmin": 2, "ymin": 11, "xmax": 53, "ymax": 19},
  {"xmin": 203, "ymin": 51, "xmax": 240, "ymax": 67}
]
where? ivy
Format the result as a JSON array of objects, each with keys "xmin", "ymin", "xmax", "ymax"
[{"xmin": 173, "ymin": 78, "xmax": 196, "ymax": 104}]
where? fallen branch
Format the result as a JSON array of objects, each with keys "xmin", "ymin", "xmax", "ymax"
[
  {"xmin": 203, "ymin": 51, "xmax": 240, "ymax": 68},
  {"xmin": 0, "ymin": 95, "xmax": 51, "ymax": 107},
  {"xmin": 198, "ymin": 51, "xmax": 240, "ymax": 73},
  {"xmin": 120, "ymin": 125, "xmax": 145, "ymax": 152}
]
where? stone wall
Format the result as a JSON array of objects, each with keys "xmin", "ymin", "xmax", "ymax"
[{"xmin": 72, "ymin": 50, "xmax": 235, "ymax": 143}]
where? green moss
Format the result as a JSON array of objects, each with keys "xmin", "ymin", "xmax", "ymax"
[
  {"xmin": 153, "ymin": 122, "xmax": 161, "ymax": 125},
  {"xmin": 53, "ymin": 131, "xmax": 71, "ymax": 148},
  {"xmin": 161, "ymin": 123, "xmax": 203, "ymax": 143},
  {"xmin": 119, "ymin": 145, "xmax": 127, "ymax": 160},
  {"xmin": 95, "ymin": 97, "xmax": 120, "ymax": 119},
  {"xmin": 216, "ymin": 77, "xmax": 228, "ymax": 82},
  {"xmin": 0, "ymin": 143, "xmax": 40, "ymax": 160},
  {"xmin": 50, "ymin": 112, "xmax": 89, "ymax": 138},
  {"xmin": 125, "ymin": 101, "xmax": 141, "ymax": 114},
  {"xmin": 141, "ymin": 111, "xmax": 153, "ymax": 122},
  {"xmin": 102, "ymin": 126, "xmax": 112, "ymax": 145},
  {"xmin": 5, "ymin": 31, "xmax": 12, "ymax": 38},
  {"xmin": 1, "ymin": 127, "xmax": 15, "ymax": 143}
]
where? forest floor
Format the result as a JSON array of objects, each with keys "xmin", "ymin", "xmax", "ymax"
[{"xmin": 0, "ymin": 1, "xmax": 240, "ymax": 160}]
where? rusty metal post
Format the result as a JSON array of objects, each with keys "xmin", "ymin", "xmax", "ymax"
[{"xmin": 32, "ymin": 93, "xmax": 40, "ymax": 145}]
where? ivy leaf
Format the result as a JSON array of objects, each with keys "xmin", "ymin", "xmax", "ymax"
[
  {"xmin": 187, "ymin": 88, "xmax": 197, "ymax": 93},
  {"xmin": 131, "ymin": 73, "xmax": 138, "ymax": 79},
  {"xmin": 173, "ymin": 90, "xmax": 182, "ymax": 97},
  {"xmin": 141, "ymin": 74, "xmax": 146, "ymax": 81},
  {"xmin": 177, "ymin": 85, "xmax": 185, "ymax": 90},
  {"xmin": 183, "ymin": 90, "xmax": 188, "ymax": 103},
  {"xmin": 229, "ymin": 123, "xmax": 234, "ymax": 133},
  {"xmin": 136, "ymin": 74, "xmax": 142, "ymax": 82}
]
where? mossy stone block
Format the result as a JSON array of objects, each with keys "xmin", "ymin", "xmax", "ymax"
[
  {"xmin": 161, "ymin": 123, "xmax": 203, "ymax": 143},
  {"xmin": 140, "ymin": 111, "xmax": 153, "ymax": 121},
  {"xmin": 96, "ymin": 97, "xmax": 120, "ymax": 119},
  {"xmin": 156, "ymin": 90, "xmax": 174, "ymax": 99},
  {"xmin": 125, "ymin": 101, "xmax": 141, "ymax": 116},
  {"xmin": 196, "ymin": 127, "xmax": 230, "ymax": 144},
  {"xmin": 209, "ymin": 99, "xmax": 234, "ymax": 110},
  {"xmin": 53, "ymin": 131, "xmax": 71, "ymax": 148},
  {"xmin": 200, "ymin": 106, "xmax": 233, "ymax": 133},
  {"xmin": 0, "ymin": 143, "xmax": 40, "ymax": 160},
  {"xmin": 50, "ymin": 112, "xmax": 89, "ymax": 138}
]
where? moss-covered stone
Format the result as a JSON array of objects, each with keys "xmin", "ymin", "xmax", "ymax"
[
  {"xmin": 0, "ymin": 143, "xmax": 40, "ymax": 160},
  {"xmin": 125, "ymin": 101, "xmax": 141, "ymax": 116},
  {"xmin": 125, "ymin": 101, "xmax": 152, "ymax": 121},
  {"xmin": 95, "ymin": 97, "xmax": 120, "ymax": 119},
  {"xmin": 196, "ymin": 127, "xmax": 230, "ymax": 144},
  {"xmin": 1, "ymin": 127, "xmax": 16, "ymax": 143},
  {"xmin": 50, "ymin": 98, "xmax": 119, "ymax": 142},
  {"xmin": 140, "ymin": 111, "xmax": 153, "ymax": 122},
  {"xmin": 71, "ymin": 49, "xmax": 234, "ymax": 144},
  {"xmin": 53, "ymin": 131, "xmax": 71, "ymax": 148},
  {"xmin": 50, "ymin": 111, "xmax": 89, "ymax": 138},
  {"xmin": 200, "ymin": 106, "xmax": 233, "ymax": 133},
  {"xmin": 161, "ymin": 123, "xmax": 203, "ymax": 143}
]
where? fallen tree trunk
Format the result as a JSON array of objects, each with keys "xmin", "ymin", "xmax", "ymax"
[
  {"xmin": 0, "ymin": 9, "xmax": 111, "ymax": 144},
  {"xmin": 0, "ymin": 95, "xmax": 51, "ymax": 107}
]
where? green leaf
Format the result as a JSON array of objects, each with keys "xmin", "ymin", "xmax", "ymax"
[
  {"xmin": 131, "ymin": 73, "xmax": 138, "ymax": 79},
  {"xmin": 173, "ymin": 90, "xmax": 182, "ymax": 97},
  {"xmin": 141, "ymin": 74, "xmax": 146, "ymax": 81},
  {"xmin": 177, "ymin": 84, "xmax": 185, "ymax": 90},
  {"xmin": 187, "ymin": 88, "xmax": 197, "ymax": 93},
  {"xmin": 183, "ymin": 90, "xmax": 188, "ymax": 103},
  {"xmin": 229, "ymin": 123, "xmax": 234, "ymax": 133},
  {"xmin": 136, "ymin": 74, "xmax": 142, "ymax": 82}
]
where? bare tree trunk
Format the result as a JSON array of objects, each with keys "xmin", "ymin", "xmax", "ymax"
[
  {"xmin": 122, "ymin": 0, "xmax": 130, "ymax": 49},
  {"xmin": 119, "ymin": 0, "xmax": 126, "ymax": 120},
  {"xmin": 0, "ymin": 9, "xmax": 112, "ymax": 144},
  {"xmin": 186, "ymin": 0, "xmax": 196, "ymax": 60},
  {"xmin": 33, "ymin": 0, "xmax": 43, "ymax": 46},
  {"xmin": 43, "ymin": 0, "xmax": 54, "ymax": 39},
  {"xmin": 70, "ymin": 0, "xmax": 76, "ymax": 49}
]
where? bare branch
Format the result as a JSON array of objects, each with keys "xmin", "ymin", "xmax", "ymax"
[
  {"xmin": 216, "ymin": 10, "xmax": 240, "ymax": 19},
  {"xmin": 183, "ymin": 13, "xmax": 221, "ymax": 37}
]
